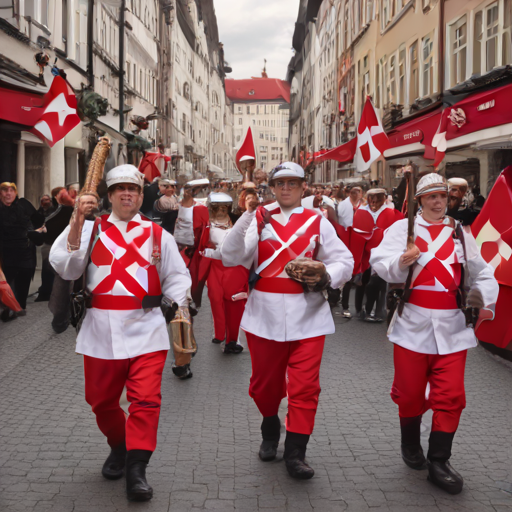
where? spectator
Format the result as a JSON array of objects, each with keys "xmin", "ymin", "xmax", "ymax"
[
  {"xmin": 35, "ymin": 187, "xmax": 75, "ymax": 302},
  {"xmin": 0, "ymin": 182, "xmax": 43, "ymax": 319},
  {"xmin": 154, "ymin": 178, "xmax": 179, "ymax": 234},
  {"xmin": 37, "ymin": 194, "xmax": 55, "ymax": 218}
]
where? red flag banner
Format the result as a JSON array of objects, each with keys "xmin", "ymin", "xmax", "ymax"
[
  {"xmin": 139, "ymin": 152, "xmax": 166, "ymax": 182},
  {"xmin": 472, "ymin": 165, "xmax": 512, "ymax": 348},
  {"xmin": 354, "ymin": 97, "xmax": 390, "ymax": 173},
  {"xmin": 235, "ymin": 127, "xmax": 255, "ymax": 173}
]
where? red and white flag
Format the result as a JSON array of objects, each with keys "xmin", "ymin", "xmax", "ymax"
[
  {"xmin": 235, "ymin": 127, "xmax": 256, "ymax": 173},
  {"xmin": 354, "ymin": 97, "xmax": 390, "ymax": 173},
  {"xmin": 30, "ymin": 76, "xmax": 81, "ymax": 147},
  {"xmin": 471, "ymin": 166, "xmax": 512, "ymax": 348}
]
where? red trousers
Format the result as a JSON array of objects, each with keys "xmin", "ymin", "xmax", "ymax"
[
  {"xmin": 391, "ymin": 344, "xmax": 467, "ymax": 433},
  {"xmin": 207, "ymin": 260, "xmax": 249, "ymax": 342},
  {"xmin": 83, "ymin": 350, "xmax": 167, "ymax": 452},
  {"xmin": 245, "ymin": 332, "xmax": 325, "ymax": 435}
]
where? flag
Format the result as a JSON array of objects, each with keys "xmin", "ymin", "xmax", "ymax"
[
  {"xmin": 471, "ymin": 165, "xmax": 512, "ymax": 348},
  {"xmin": 139, "ymin": 152, "xmax": 166, "ymax": 182},
  {"xmin": 30, "ymin": 76, "xmax": 81, "ymax": 147},
  {"xmin": 354, "ymin": 97, "xmax": 390, "ymax": 173},
  {"xmin": 235, "ymin": 127, "xmax": 255, "ymax": 173},
  {"xmin": 431, "ymin": 110, "xmax": 449, "ymax": 167}
]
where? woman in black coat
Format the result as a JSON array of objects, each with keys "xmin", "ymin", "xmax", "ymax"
[{"xmin": 0, "ymin": 182, "xmax": 43, "ymax": 315}]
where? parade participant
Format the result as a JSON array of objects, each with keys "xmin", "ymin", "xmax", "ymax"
[
  {"xmin": 221, "ymin": 162, "xmax": 353, "ymax": 480},
  {"xmin": 370, "ymin": 173, "xmax": 498, "ymax": 495},
  {"xmin": 171, "ymin": 178, "xmax": 209, "ymax": 378},
  {"xmin": 446, "ymin": 177, "xmax": 479, "ymax": 226},
  {"xmin": 153, "ymin": 177, "xmax": 179, "ymax": 234},
  {"xmin": 337, "ymin": 184, "xmax": 363, "ymax": 228},
  {"xmin": 50, "ymin": 163, "xmax": 191, "ymax": 502},
  {"xmin": 200, "ymin": 192, "xmax": 251, "ymax": 353},
  {"xmin": 351, "ymin": 188, "xmax": 403, "ymax": 322}
]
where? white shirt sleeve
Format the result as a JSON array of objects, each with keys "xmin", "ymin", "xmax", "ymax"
[
  {"xmin": 220, "ymin": 210, "xmax": 258, "ymax": 268},
  {"xmin": 337, "ymin": 198, "xmax": 353, "ymax": 228},
  {"xmin": 173, "ymin": 205, "xmax": 194, "ymax": 246},
  {"xmin": 159, "ymin": 230, "xmax": 192, "ymax": 306},
  {"xmin": 317, "ymin": 217, "xmax": 353, "ymax": 288},
  {"xmin": 49, "ymin": 221, "xmax": 94, "ymax": 281},
  {"xmin": 370, "ymin": 219, "xmax": 410, "ymax": 284},
  {"xmin": 462, "ymin": 228, "xmax": 499, "ymax": 307}
]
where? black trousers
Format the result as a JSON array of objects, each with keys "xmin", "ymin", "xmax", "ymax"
[
  {"xmin": 341, "ymin": 268, "xmax": 371, "ymax": 312},
  {"xmin": 364, "ymin": 273, "xmax": 387, "ymax": 317},
  {"xmin": 4, "ymin": 266, "xmax": 34, "ymax": 310},
  {"xmin": 37, "ymin": 244, "xmax": 55, "ymax": 299}
]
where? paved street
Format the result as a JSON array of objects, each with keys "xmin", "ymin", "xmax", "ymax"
[{"xmin": 0, "ymin": 294, "xmax": 511, "ymax": 512}]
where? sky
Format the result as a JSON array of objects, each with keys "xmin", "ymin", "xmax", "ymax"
[{"xmin": 214, "ymin": 0, "xmax": 299, "ymax": 80}]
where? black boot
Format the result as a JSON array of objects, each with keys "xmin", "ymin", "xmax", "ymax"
[
  {"xmin": 172, "ymin": 363, "xmax": 193, "ymax": 379},
  {"xmin": 258, "ymin": 415, "xmax": 281, "ymax": 462},
  {"xmin": 427, "ymin": 431, "xmax": 463, "ymax": 495},
  {"xmin": 102, "ymin": 442, "xmax": 127, "ymax": 480},
  {"xmin": 400, "ymin": 416, "xmax": 427, "ymax": 470},
  {"xmin": 126, "ymin": 450, "xmax": 153, "ymax": 502},
  {"xmin": 283, "ymin": 431, "xmax": 314, "ymax": 480}
]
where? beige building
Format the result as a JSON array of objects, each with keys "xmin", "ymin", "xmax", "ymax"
[{"xmin": 226, "ymin": 76, "xmax": 290, "ymax": 172}]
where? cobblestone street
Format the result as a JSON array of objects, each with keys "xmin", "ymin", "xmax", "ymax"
[{"xmin": 0, "ymin": 295, "xmax": 511, "ymax": 512}]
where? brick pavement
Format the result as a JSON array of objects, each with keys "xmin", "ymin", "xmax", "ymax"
[{"xmin": 0, "ymin": 296, "xmax": 511, "ymax": 512}]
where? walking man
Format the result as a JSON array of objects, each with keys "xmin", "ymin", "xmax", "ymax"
[
  {"xmin": 50, "ymin": 165, "xmax": 191, "ymax": 501},
  {"xmin": 221, "ymin": 162, "xmax": 353, "ymax": 479},
  {"xmin": 370, "ymin": 173, "xmax": 498, "ymax": 494}
]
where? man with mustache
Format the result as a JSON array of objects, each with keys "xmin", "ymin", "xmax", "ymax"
[{"xmin": 50, "ymin": 165, "xmax": 191, "ymax": 502}]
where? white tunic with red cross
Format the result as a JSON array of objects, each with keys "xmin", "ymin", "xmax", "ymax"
[
  {"xmin": 220, "ymin": 202, "xmax": 354, "ymax": 342},
  {"xmin": 370, "ymin": 215, "xmax": 498, "ymax": 355},
  {"xmin": 49, "ymin": 213, "xmax": 191, "ymax": 359}
]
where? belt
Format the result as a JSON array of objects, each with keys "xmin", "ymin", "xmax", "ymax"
[
  {"xmin": 254, "ymin": 277, "xmax": 303, "ymax": 294},
  {"xmin": 408, "ymin": 290, "xmax": 458, "ymax": 310},
  {"xmin": 91, "ymin": 294, "xmax": 163, "ymax": 310}
]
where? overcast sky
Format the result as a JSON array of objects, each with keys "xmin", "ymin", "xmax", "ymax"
[{"xmin": 214, "ymin": 0, "xmax": 299, "ymax": 80}]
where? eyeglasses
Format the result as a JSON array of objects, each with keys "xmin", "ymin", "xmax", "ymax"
[{"xmin": 275, "ymin": 180, "xmax": 301, "ymax": 189}]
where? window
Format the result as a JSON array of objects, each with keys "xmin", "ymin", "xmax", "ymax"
[
  {"xmin": 388, "ymin": 55, "xmax": 396, "ymax": 103},
  {"xmin": 260, "ymin": 146, "xmax": 267, "ymax": 152},
  {"xmin": 259, "ymin": 132, "xmax": 264, "ymax": 139},
  {"xmin": 398, "ymin": 47, "xmax": 406, "ymax": 104},
  {"xmin": 238, "ymin": 106, "xmax": 242, "ymax": 113},
  {"xmin": 421, "ymin": 37, "xmax": 434, "ymax": 97},
  {"xmin": 183, "ymin": 82, "xmax": 190, "ymax": 100},
  {"xmin": 246, "ymin": 105, "xmax": 251, "ymax": 114},
  {"xmin": 409, "ymin": 41, "xmax": 419, "ymax": 103},
  {"xmin": 381, "ymin": 0, "xmax": 390, "ymax": 30},
  {"xmin": 181, "ymin": 113, "xmax": 186, "ymax": 132},
  {"xmin": 238, "ymin": 118, "xmax": 242, "ymax": 125},
  {"xmin": 25, "ymin": 0, "xmax": 49, "ymax": 26},
  {"xmin": 474, "ymin": 2, "xmax": 509, "ymax": 74},
  {"xmin": 450, "ymin": 16, "xmax": 467, "ymax": 87}
]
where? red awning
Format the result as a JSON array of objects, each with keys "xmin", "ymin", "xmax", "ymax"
[{"xmin": 443, "ymin": 82, "xmax": 512, "ymax": 143}]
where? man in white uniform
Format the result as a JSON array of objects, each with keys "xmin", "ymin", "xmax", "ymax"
[
  {"xmin": 221, "ymin": 162, "xmax": 353, "ymax": 479},
  {"xmin": 50, "ymin": 165, "xmax": 191, "ymax": 502},
  {"xmin": 370, "ymin": 173, "xmax": 498, "ymax": 494}
]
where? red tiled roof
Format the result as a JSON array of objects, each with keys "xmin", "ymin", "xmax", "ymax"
[{"xmin": 225, "ymin": 78, "xmax": 290, "ymax": 103}]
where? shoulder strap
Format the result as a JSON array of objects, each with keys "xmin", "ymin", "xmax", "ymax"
[{"xmin": 79, "ymin": 217, "xmax": 101, "ymax": 291}]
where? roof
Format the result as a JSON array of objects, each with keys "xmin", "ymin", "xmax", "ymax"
[{"xmin": 225, "ymin": 78, "xmax": 290, "ymax": 104}]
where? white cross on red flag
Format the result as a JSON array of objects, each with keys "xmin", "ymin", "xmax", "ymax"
[{"xmin": 354, "ymin": 97, "xmax": 390, "ymax": 173}]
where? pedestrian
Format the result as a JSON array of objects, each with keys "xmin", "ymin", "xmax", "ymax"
[
  {"xmin": 221, "ymin": 162, "xmax": 353, "ymax": 479},
  {"xmin": 370, "ymin": 173, "xmax": 498, "ymax": 495},
  {"xmin": 35, "ymin": 188, "xmax": 74, "ymax": 305},
  {"xmin": 50, "ymin": 165, "xmax": 191, "ymax": 502},
  {"xmin": 153, "ymin": 177, "xmax": 179, "ymax": 234},
  {"xmin": 0, "ymin": 182, "xmax": 43, "ymax": 319},
  {"xmin": 200, "ymin": 192, "xmax": 252, "ymax": 353}
]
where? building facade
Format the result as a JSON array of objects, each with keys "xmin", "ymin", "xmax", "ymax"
[
  {"xmin": 288, "ymin": 0, "xmax": 512, "ymax": 194},
  {"xmin": 226, "ymin": 75, "xmax": 290, "ymax": 172},
  {"xmin": 0, "ymin": 0, "xmax": 235, "ymax": 206}
]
